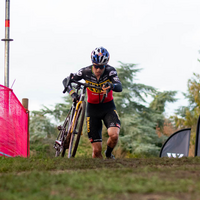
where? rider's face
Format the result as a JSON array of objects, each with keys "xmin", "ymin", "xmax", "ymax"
[{"xmin": 92, "ymin": 64, "xmax": 105, "ymax": 77}]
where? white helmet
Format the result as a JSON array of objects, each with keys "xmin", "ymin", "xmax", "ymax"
[{"xmin": 91, "ymin": 47, "xmax": 110, "ymax": 65}]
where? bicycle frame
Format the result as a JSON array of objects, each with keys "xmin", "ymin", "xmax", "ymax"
[
  {"xmin": 54, "ymin": 78, "xmax": 106, "ymax": 158},
  {"xmin": 66, "ymin": 84, "xmax": 87, "ymax": 135}
]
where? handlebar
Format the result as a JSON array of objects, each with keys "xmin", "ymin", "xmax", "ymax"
[
  {"xmin": 63, "ymin": 73, "xmax": 74, "ymax": 94},
  {"xmin": 63, "ymin": 79, "xmax": 103, "ymax": 93},
  {"xmin": 63, "ymin": 76, "xmax": 108, "ymax": 103}
]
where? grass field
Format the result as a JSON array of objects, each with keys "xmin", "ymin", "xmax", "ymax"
[
  {"xmin": 0, "ymin": 136, "xmax": 199, "ymax": 200},
  {"xmin": 1, "ymin": 155, "xmax": 200, "ymax": 200}
]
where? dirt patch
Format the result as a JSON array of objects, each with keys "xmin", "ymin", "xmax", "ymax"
[{"xmin": 113, "ymin": 193, "xmax": 193, "ymax": 200}]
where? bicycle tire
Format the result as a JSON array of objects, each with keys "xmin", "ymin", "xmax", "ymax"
[
  {"xmin": 55, "ymin": 150, "xmax": 60, "ymax": 157},
  {"xmin": 61, "ymin": 116, "xmax": 71, "ymax": 157},
  {"xmin": 55, "ymin": 125, "xmax": 67, "ymax": 157},
  {"xmin": 54, "ymin": 107, "xmax": 72, "ymax": 157},
  {"xmin": 68, "ymin": 101, "xmax": 86, "ymax": 158},
  {"xmin": 61, "ymin": 128, "xmax": 71, "ymax": 157}
]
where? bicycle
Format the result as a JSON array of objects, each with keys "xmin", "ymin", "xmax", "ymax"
[{"xmin": 53, "ymin": 73, "xmax": 107, "ymax": 158}]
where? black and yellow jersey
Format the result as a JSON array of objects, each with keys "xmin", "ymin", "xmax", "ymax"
[{"xmin": 63, "ymin": 65, "xmax": 122, "ymax": 104}]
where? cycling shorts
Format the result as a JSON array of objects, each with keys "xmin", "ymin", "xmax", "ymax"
[{"xmin": 86, "ymin": 100, "xmax": 121, "ymax": 143}]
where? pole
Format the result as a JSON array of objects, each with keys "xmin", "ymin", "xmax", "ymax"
[
  {"xmin": 22, "ymin": 98, "xmax": 29, "ymax": 157},
  {"xmin": 1, "ymin": 0, "xmax": 13, "ymax": 88}
]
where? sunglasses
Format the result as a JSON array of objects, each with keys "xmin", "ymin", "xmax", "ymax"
[{"xmin": 93, "ymin": 65, "xmax": 105, "ymax": 69}]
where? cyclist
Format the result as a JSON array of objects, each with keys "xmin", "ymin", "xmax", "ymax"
[{"xmin": 63, "ymin": 47, "xmax": 122, "ymax": 159}]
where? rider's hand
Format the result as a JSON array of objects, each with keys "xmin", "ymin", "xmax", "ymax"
[
  {"xmin": 102, "ymin": 82, "xmax": 113, "ymax": 94},
  {"xmin": 71, "ymin": 92, "xmax": 79, "ymax": 102},
  {"xmin": 63, "ymin": 77, "xmax": 69, "ymax": 88}
]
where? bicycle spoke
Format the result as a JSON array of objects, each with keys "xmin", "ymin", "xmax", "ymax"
[{"xmin": 54, "ymin": 111, "xmax": 71, "ymax": 157}]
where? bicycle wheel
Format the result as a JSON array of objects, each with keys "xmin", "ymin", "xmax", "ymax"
[
  {"xmin": 54, "ymin": 108, "xmax": 72, "ymax": 157},
  {"xmin": 68, "ymin": 101, "xmax": 86, "ymax": 158},
  {"xmin": 55, "ymin": 127, "xmax": 66, "ymax": 157},
  {"xmin": 61, "ymin": 124, "xmax": 71, "ymax": 157},
  {"xmin": 55, "ymin": 127, "xmax": 67, "ymax": 157},
  {"xmin": 61, "ymin": 115, "xmax": 72, "ymax": 157}
]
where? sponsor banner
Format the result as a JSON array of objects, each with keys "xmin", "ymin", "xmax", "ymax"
[
  {"xmin": 159, "ymin": 128, "xmax": 191, "ymax": 158},
  {"xmin": 195, "ymin": 115, "xmax": 200, "ymax": 156}
]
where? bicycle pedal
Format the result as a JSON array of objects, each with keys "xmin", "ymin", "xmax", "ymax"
[{"xmin": 53, "ymin": 145, "xmax": 59, "ymax": 150}]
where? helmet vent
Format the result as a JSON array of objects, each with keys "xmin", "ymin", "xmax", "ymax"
[{"xmin": 91, "ymin": 47, "xmax": 109, "ymax": 65}]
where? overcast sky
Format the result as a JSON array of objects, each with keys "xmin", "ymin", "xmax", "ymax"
[{"xmin": 0, "ymin": 0, "xmax": 200, "ymax": 116}]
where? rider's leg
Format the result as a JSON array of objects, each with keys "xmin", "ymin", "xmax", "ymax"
[
  {"xmin": 107, "ymin": 127, "xmax": 120, "ymax": 148},
  {"xmin": 91, "ymin": 142, "xmax": 103, "ymax": 158},
  {"xmin": 106, "ymin": 127, "xmax": 120, "ymax": 156}
]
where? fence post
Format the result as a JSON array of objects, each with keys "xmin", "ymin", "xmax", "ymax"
[{"xmin": 22, "ymin": 98, "xmax": 29, "ymax": 157}]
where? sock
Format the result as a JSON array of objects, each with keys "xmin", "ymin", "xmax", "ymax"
[{"xmin": 106, "ymin": 146, "xmax": 113, "ymax": 157}]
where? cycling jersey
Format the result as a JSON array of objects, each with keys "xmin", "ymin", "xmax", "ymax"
[{"xmin": 63, "ymin": 65, "xmax": 122, "ymax": 104}]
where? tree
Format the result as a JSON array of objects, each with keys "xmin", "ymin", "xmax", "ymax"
[
  {"xmin": 29, "ymin": 111, "xmax": 57, "ymax": 141},
  {"xmin": 29, "ymin": 94, "xmax": 73, "ymax": 141},
  {"xmin": 171, "ymin": 73, "xmax": 200, "ymax": 155},
  {"xmin": 29, "ymin": 62, "xmax": 177, "ymax": 157},
  {"xmin": 113, "ymin": 62, "xmax": 177, "ymax": 157},
  {"xmin": 41, "ymin": 95, "xmax": 72, "ymax": 122},
  {"xmin": 150, "ymin": 90, "xmax": 177, "ymax": 132}
]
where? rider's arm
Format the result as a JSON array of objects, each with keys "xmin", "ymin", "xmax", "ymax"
[
  {"xmin": 112, "ymin": 82, "xmax": 122, "ymax": 92},
  {"xmin": 102, "ymin": 81, "xmax": 122, "ymax": 94},
  {"xmin": 109, "ymin": 69, "xmax": 122, "ymax": 92},
  {"xmin": 63, "ymin": 77, "xmax": 73, "ymax": 94},
  {"xmin": 63, "ymin": 69, "xmax": 84, "ymax": 95}
]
